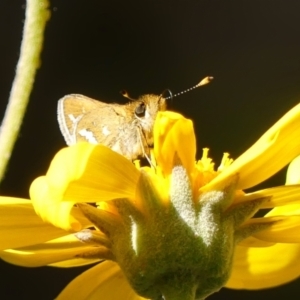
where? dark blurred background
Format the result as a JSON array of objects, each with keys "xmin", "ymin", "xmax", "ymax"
[{"xmin": 1, "ymin": 0, "xmax": 300, "ymax": 299}]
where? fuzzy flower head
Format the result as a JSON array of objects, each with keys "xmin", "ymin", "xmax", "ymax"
[{"xmin": 2, "ymin": 105, "xmax": 300, "ymax": 300}]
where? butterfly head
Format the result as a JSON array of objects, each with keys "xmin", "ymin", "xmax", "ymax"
[{"xmin": 131, "ymin": 94, "xmax": 166, "ymax": 132}]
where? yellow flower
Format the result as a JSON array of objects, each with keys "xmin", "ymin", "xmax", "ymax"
[{"xmin": 1, "ymin": 105, "xmax": 300, "ymax": 299}]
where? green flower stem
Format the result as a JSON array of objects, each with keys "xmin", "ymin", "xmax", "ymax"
[{"xmin": 0, "ymin": 0, "xmax": 50, "ymax": 183}]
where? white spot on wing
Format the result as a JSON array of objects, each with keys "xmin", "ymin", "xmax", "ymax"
[
  {"xmin": 102, "ymin": 126, "xmax": 111, "ymax": 136},
  {"xmin": 78, "ymin": 129, "xmax": 98, "ymax": 144},
  {"xmin": 68, "ymin": 114, "xmax": 77, "ymax": 122},
  {"xmin": 57, "ymin": 99, "xmax": 83, "ymax": 146}
]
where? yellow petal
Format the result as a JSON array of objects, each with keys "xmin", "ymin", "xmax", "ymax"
[
  {"xmin": 267, "ymin": 204, "xmax": 300, "ymax": 216},
  {"xmin": 0, "ymin": 235, "xmax": 99, "ymax": 267},
  {"xmin": 248, "ymin": 216, "xmax": 300, "ymax": 243},
  {"xmin": 238, "ymin": 236, "xmax": 275, "ymax": 248},
  {"xmin": 154, "ymin": 111, "xmax": 196, "ymax": 176},
  {"xmin": 203, "ymin": 103, "xmax": 300, "ymax": 191},
  {"xmin": 286, "ymin": 155, "xmax": 300, "ymax": 184},
  {"xmin": 0, "ymin": 197, "xmax": 67, "ymax": 250},
  {"xmin": 30, "ymin": 176, "xmax": 91, "ymax": 231},
  {"xmin": 49, "ymin": 258, "xmax": 99, "ymax": 268},
  {"xmin": 252, "ymin": 203, "xmax": 300, "ymax": 243},
  {"xmin": 57, "ymin": 261, "xmax": 144, "ymax": 300},
  {"xmin": 233, "ymin": 185, "xmax": 300, "ymax": 208},
  {"xmin": 32, "ymin": 143, "xmax": 140, "ymax": 203},
  {"xmin": 227, "ymin": 243, "xmax": 300, "ymax": 289}
]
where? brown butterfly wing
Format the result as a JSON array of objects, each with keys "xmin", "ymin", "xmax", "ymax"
[{"xmin": 57, "ymin": 94, "xmax": 142, "ymax": 159}]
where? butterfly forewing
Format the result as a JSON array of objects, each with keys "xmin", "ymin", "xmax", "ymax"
[
  {"xmin": 59, "ymin": 94, "xmax": 104, "ymax": 145},
  {"xmin": 57, "ymin": 94, "xmax": 144, "ymax": 159}
]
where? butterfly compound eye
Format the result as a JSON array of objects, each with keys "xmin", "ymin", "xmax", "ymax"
[{"xmin": 135, "ymin": 102, "xmax": 146, "ymax": 117}]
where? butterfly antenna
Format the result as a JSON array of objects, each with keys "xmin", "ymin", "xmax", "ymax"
[
  {"xmin": 165, "ymin": 76, "xmax": 213, "ymax": 100},
  {"xmin": 159, "ymin": 89, "xmax": 173, "ymax": 102},
  {"xmin": 120, "ymin": 90, "xmax": 136, "ymax": 101}
]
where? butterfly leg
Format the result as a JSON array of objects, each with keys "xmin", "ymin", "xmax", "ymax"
[{"xmin": 136, "ymin": 127, "xmax": 155, "ymax": 168}]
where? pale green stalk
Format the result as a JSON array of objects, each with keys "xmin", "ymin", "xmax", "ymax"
[{"xmin": 0, "ymin": 0, "xmax": 50, "ymax": 183}]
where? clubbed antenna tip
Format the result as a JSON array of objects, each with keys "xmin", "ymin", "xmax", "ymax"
[
  {"xmin": 165, "ymin": 75, "xmax": 214, "ymax": 100},
  {"xmin": 196, "ymin": 76, "xmax": 214, "ymax": 87}
]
